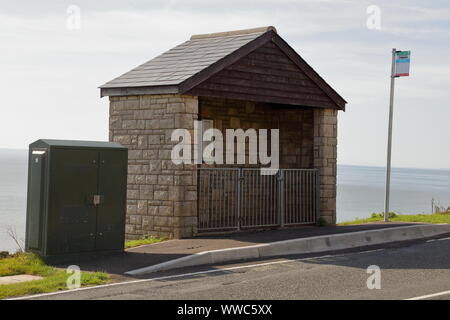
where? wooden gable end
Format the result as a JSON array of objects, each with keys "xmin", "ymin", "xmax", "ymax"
[{"xmin": 187, "ymin": 41, "xmax": 338, "ymax": 109}]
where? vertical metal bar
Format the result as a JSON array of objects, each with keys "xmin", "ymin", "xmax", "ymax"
[
  {"xmin": 258, "ymin": 171, "xmax": 260, "ymax": 226},
  {"xmin": 287, "ymin": 170, "xmax": 290, "ymax": 225},
  {"xmin": 267, "ymin": 173, "xmax": 270, "ymax": 225},
  {"xmin": 227, "ymin": 170, "xmax": 231, "ymax": 228},
  {"xmin": 206, "ymin": 170, "xmax": 210, "ymax": 229},
  {"xmin": 263, "ymin": 173, "xmax": 266, "ymax": 225},
  {"xmin": 312, "ymin": 171, "xmax": 315, "ymax": 222},
  {"xmin": 279, "ymin": 170, "xmax": 285, "ymax": 227},
  {"xmin": 252, "ymin": 170, "xmax": 255, "ymax": 227},
  {"xmin": 296, "ymin": 171, "xmax": 299, "ymax": 224},
  {"xmin": 271, "ymin": 174, "xmax": 274, "ymax": 225},
  {"xmin": 203, "ymin": 171, "xmax": 210, "ymax": 229},
  {"xmin": 268, "ymin": 174, "xmax": 271, "ymax": 225},
  {"xmin": 298, "ymin": 171, "xmax": 301, "ymax": 224},
  {"xmin": 287, "ymin": 171, "xmax": 290, "ymax": 225},
  {"xmin": 309, "ymin": 171, "xmax": 312, "ymax": 223},
  {"xmin": 286, "ymin": 171, "xmax": 289, "ymax": 225},
  {"xmin": 253, "ymin": 170, "xmax": 256, "ymax": 227},
  {"xmin": 211, "ymin": 170, "xmax": 215, "ymax": 229},
  {"xmin": 300, "ymin": 171, "xmax": 303, "ymax": 223},
  {"xmin": 220, "ymin": 170, "xmax": 223, "ymax": 228},
  {"xmin": 237, "ymin": 168, "xmax": 242, "ymax": 231},
  {"xmin": 293, "ymin": 171, "xmax": 296, "ymax": 224},
  {"xmin": 277, "ymin": 170, "xmax": 280, "ymax": 226},
  {"xmin": 296, "ymin": 171, "xmax": 298, "ymax": 224},
  {"xmin": 255, "ymin": 171, "xmax": 258, "ymax": 227},
  {"xmin": 294, "ymin": 171, "xmax": 297, "ymax": 224},
  {"xmin": 298, "ymin": 171, "xmax": 301, "ymax": 223},
  {"xmin": 253, "ymin": 170, "xmax": 255, "ymax": 227},
  {"xmin": 199, "ymin": 170, "xmax": 202, "ymax": 230},
  {"xmin": 217, "ymin": 170, "xmax": 220, "ymax": 229},
  {"xmin": 307, "ymin": 171, "xmax": 310, "ymax": 223},
  {"xmin": 202, "ymin": 171, "xmax": 206, "ymax": 230},
  {"xmin": 306, "ymin": 171, "xmax": 311, "ymax": 222},
  {"xmin": 264, "ymin": 174, "xmax": 267, "ymax": 226},
  {"xmin": 216, "ymin": 170, "xmax": 219, "ymax": 229},
  {"xmin": 292, "ymin": 171, "xmax": 295, "ymax": 224},
  {"xmin": 202, "ymin": 171, "xmax": 205, "ymax": 230},
  {"xmin": 261, "ymin": 172, "xmax": 265, "ymax": 226},
  {"xmin": 207, "ymin": 170, "xmax": 210, "ymax": 229},
  {"xmin": 260, "ymin": 173, "xmax": 263, "ymax": 226},
  {"xmin": 303, "ymin": 171, "xmax": 306, "ymax": 223},
  {"xmin": 214, "ymin": 170, "xmax": 218, "ymax": 229},
  {"xmin": 224, "ymin": 170, "xmax": 227, "ymax": 228},
  {"xmin": 311, "ymin": 171, "xmax": 314, "ymax": 223},
  {"xmin": 231, "ymin": 170, "xmax": 233, "ymax": 228},
  {"xmin": 315, "ymin": 170, "xmax": 320, "ymax": 222}
]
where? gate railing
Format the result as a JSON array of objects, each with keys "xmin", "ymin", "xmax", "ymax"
[{"xmin": 198, "ymin": 168, "xmax": 319, "ymax": 232}]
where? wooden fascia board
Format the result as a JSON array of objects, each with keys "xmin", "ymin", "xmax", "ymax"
[{"xmin": 100, "ymin": 85, "xmax": 179, "ymax": 98}]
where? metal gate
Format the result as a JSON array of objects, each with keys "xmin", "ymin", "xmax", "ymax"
[{"xmin": 198, "ymin": 168, "xmax": 319, "ymax": 232}]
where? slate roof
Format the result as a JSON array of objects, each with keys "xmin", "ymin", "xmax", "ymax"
[
  {"xmin": 100, "ymin": 27, "xmax": 272, "ymax": 89},
  {"xmin": 100, "ymin": 26, "xmax": 346, "ymax": 110}
]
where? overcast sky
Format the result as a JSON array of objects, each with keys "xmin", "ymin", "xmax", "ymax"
[{"xmin": 1, "ymin": 0, "xmax": 449, "ymax": 169}]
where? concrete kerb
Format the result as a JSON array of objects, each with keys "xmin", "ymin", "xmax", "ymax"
[{"xmin": 124, "ymin": 224, "xmax": 450, "ymax": 276}]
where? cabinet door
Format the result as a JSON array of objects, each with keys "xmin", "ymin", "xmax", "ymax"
[
  {"xmin": 48, "ymin": 149, "xmax": 98, "ymax": 254},
  {"xmin": 96, "ymin": 150, "xmax": 127, "ymax": 251}
]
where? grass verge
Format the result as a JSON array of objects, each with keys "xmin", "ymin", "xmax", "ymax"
[
  {"xmin": 0, "ymin": 253, "xmax": 109, "ymax": 299},
  {"xmin": 125, "ymin": 236, "xmax": 165, "ymax": 249},
  {"xmin": 339, "ymin": 212, "xmax": 450, "ymax": 225}
]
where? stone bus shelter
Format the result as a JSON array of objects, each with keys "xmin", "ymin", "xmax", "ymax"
[{"xmin": 100, "ymin": 26, "xmax": 346, "ymax": 239}]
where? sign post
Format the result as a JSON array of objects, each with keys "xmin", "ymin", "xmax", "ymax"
[{"xmin": 384, "ymin": 49, "xmax": 411, "ymax": 222}]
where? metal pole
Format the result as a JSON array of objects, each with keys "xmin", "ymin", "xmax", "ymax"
[{"xmin": 384, "ymin": 48, "xmax": 397, "ymax": 222}]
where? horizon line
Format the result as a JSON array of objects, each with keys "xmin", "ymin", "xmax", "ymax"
[{"xmin": 1, "ymin": 148, "xmax": 448, "ymax": 171}]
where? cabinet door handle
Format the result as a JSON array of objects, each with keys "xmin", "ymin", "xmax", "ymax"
[{"xmin": 93, "ymin": 195, "xmax": 104, "ymax": 206}]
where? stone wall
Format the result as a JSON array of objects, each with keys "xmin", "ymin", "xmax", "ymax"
[
  {"xmin": 199, "ymin": 97, "xmax": 314, "ymax": 168},
  {"xmin": 313, "ymin": 108, "xmax": 338, "ymax": 224},
  {"xmin": 109, "ymin": 94, "xmax": 338, "ymax": 239},
  {"xmin": 109, "ymin": 94, "xmax": 199, "ymax": 239}
]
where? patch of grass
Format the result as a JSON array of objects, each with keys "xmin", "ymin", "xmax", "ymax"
[
  {"xmin": 339, "ymin": 212, "xmax": 450, "ymax": 225},
  {"xmin": 0, "ymin": 253, "xmax": 109, "ymax": 299},
  {"xmin": 125, "ymin": 236, "xmax": 165, "ymax": 249}
]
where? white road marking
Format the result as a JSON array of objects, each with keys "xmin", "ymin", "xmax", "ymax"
[
  {"xmin": 8, "ymin": 248, "xmax": 385, "ymax": 300},
  {"xmin": 406, "ymin": 290, "xmax": 450, "ymax": 300}
]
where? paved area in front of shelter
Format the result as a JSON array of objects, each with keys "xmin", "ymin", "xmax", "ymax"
[{"xmin": 53, "ymin": 222, "xmax": 421, "ymax": 280}]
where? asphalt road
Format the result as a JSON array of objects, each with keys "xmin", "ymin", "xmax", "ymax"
[{"xmin": 22, "ymin": 236, "xmax": 450, "ymax": 300}]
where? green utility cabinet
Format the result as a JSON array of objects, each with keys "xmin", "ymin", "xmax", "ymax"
[{"xmin": 25, "ymin": 139, "xmax": 128, "ymax": 260}]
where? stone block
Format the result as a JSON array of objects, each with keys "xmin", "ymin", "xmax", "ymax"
[
  {"xmin": 137, "ymin": 200, "xmax": 148, "ymax": 214},
  {"xmin": 139, "ymin": 185, "xmax": 153, "ymax": 200},
  {"xmin": 154, "ymin": 190, "xmax": 169, "ymax": 200}
]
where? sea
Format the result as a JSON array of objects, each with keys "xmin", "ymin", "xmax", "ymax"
[{"xmin": 1, "ymin": 149, "xmax": 450, "ymax": 253}]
